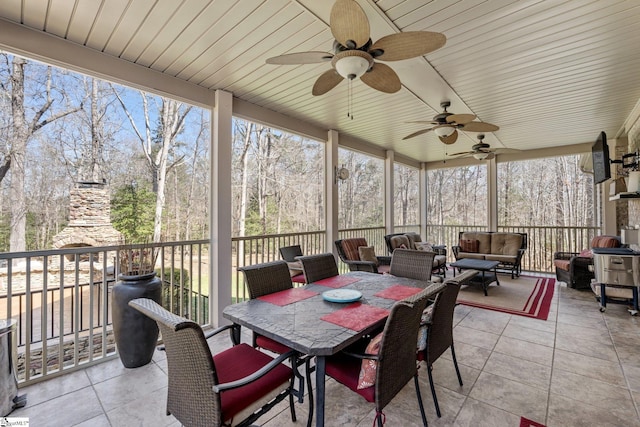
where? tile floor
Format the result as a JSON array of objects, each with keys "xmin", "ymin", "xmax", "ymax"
[{"xmin": 11, "ymin": 281, "xmax": 640, "ymax": 427}]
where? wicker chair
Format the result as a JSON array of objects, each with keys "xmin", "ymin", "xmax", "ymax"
[
  {"xmin": 553, "ymin": 235, "xmax": 621, "ymax": 290},
  {"xmin": 389, "ymin": 248, "xmax": 439, "ymax": 282},
  {"xmin": 238, "ymin": 261, "xmax": 311, "ymax": 409},
  {"xmin": 279, "ymin": 244, "xmax": 306, "ymax": 284},
  {"xmin": 324, "ymin": 286, "xmax": 443, "ymax": 426},
  {"xmin": 334, "ymin": 238, "xmax": 391, "ymax": 274},
  {"xmin": 297, "ymin": 253, "xmax": 339, "ymax": 283},
  {"xmin": 128, "ymin": 298, "xmax": 297, "ymax": 427},
  {"xmin": 418, "ymin": 269, "xmax": 477, "ymax": 417}
]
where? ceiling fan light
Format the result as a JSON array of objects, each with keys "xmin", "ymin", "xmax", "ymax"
[
  {"xmin": 434, "ymin": 125, "xmax": 455, "ymax": 137},
  {"xmin": 473, "ymin": 152, "xmax": 489, "ymax": 160},
  {"xmin": 335, "ymin": 56, "xmax": 370, "ymax": 80}
]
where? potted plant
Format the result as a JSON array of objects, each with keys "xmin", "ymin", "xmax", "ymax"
[{"xmin": 111, "ymin": 239, "xmax": 162, "ymax": 368}]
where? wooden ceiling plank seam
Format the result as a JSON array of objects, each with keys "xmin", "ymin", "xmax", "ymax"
[
  {"xmin": 43, "ymin": 0, "xmax": 76, "ymax": 38},
  {"xmin": 427, "ymin": 0, "xmax": 606, "ymax": 61},
  {"xmin": 0, "ymin": 0, "xmax": 22, "ymax": 23},
  {"xmin": 384, "ymin": 0, "xmax": 456, "ymax": 24},
  {"xmin": 194, "ymin": 4, "xmax": 307, "ymax": 88},
  {"xmin": 102, "ymin": 0, "xmax": 157, "ymax": 58},
  {"xmin": 63, "ymin": 0, "xmax": 103, "ymax": 43},
  {"xmin": 431, "ymin": 4, "xmax": 640, "ymax": 72},
  {"xmin": 83, "ymin": 0, "xmax": 129, "ymax": 51},
  {"xmin": 21, "ymin": 0, "xmax": 48, "ymax": 29},
  {"xmin": 137, "ymin": 0, "xmax": 223, "ymax": 68},
  {"xmin": 148, "ymin": 0, "xmax": 235, "ymax": 71},
  {"xmin": 214, "ymin": 20, "xmax": 328, "ymax": 93},
  {"xmin": 164, "ymin": 0, "xmax": 267, "ymax": 78},
  {"xmin": 120, "ymin": 0, "xmax": 185, "ymax": 63}
]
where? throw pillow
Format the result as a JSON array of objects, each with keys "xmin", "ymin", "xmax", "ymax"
[
  {"xmin": 357, "ymin": 332, "xmax": 383, "ymax": 389},
  {"xmin": 415, "ymin": 242, "xmax": 434, "ymax": 252},
  {"xmin": 459, "ymin": 238, "xmax": 479, "ymax": 253},
  {"xmin": 286, "ymin": 261, "xmax": 303, "ymax": 277},
  {"xmin": 578, "ymin": 249, "xmax": 593, "ymax": 258},
  {"xmin": 417, "ymin": 305, "xmax": 434, "ymax": 351},
  {"xmin": 358, "ymin": 246, "xmax": 378, "ymax": 265}
]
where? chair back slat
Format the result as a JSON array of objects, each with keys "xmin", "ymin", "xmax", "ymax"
[
  {"xmin": 298, "ymin": 253, "xmax": 339, "ymax": 283},
  {"xmin": 389, "ymin": 249, "xmax": 435, "ymax": 282},
  {"xmin": 239, "ymin": 260, "xmax": 293, "ymax": 299}
]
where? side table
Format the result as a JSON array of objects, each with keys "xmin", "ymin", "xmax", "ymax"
[{"xmin": 0, "ymin": 319, "xmax": 26, "ymax": 416}]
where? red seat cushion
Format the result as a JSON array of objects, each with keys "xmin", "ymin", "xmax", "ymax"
[
  {"xmin": 255, "ymin": 334, "xmax": 292, "ymax": 354},
  {"xmin": 215, "ymin": 343, "xmax": 292, "ymax": 421},
  {"xmin": 326, "ymin": 352, "xmax": 375, "ymax": 403},
  {"xmin": 554, "ymin": 259, "xmax": 571, "ymax": 271},
  {"xmin": 291, "ymin": 273, "xmax": 307, "ymax": 283}
]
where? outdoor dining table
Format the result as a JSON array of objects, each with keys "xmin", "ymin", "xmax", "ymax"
[{"xmin": 222, "ymin": 270, "xmax": 446, "ymax": 427}]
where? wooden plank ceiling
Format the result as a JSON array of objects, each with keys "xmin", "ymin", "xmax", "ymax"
[{"xmin": 0, "ymin": 0, "xmax": 639, "ymax": 163}]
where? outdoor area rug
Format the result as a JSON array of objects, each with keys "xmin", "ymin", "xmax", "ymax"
[{"xmin": 456, "ymin": 274, "xmax": 555, "ymax": 320}]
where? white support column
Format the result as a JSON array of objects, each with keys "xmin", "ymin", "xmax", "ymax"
[
  {"xmin": 487, "ymin": 157, "xmax": 498, "ymax": 231},
  {"xmin": 420, "ymin": 162, "xmax": 428, "ymax": 238},
  {"xmin": 385, "ymin": 150, "xmax": 395, "ymax": 234},
  {"xmin": 326, "ymin": 130, "xmax": 340, "ymax": 254},
  {"xmin": 211, "ymin": 90, "xmax": 233, "ymax": 327}
]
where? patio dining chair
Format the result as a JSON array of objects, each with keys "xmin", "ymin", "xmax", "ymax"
[
  {"xmin": 238, "ymin": 261, "xmax": 312, "ymax": 409},
  {"xmin": 297, "ymin": 253, "xmax": 339, "ymax": 283},
  {"xmin": 389, "ymin": 248, "xmax": 439, "ymax": 282},
  {"xmin": 324, "ymin": 286, "xmax": 440, "ymax": 426},
  {"xmin": 417, "ymin": 269, "xmax": 477, "ymax": 417},
  {"xmin": 279, "ymin": 244, "xmax": 307, "ymax": 284},
  {"xmin": 128, "ymin": 297, "xmax": 297, "ymax": 427}
]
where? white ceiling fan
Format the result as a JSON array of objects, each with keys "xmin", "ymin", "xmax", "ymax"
[{"xmin": 447, "ymin": 134, "xmax": 517, "ymax": 160}]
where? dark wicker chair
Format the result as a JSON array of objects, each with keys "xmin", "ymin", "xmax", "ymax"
[
  {"xmin": 384, "ymin": 232, "xmax": 448, "ymax": 276},
  {"xmin": 389, "ymin": 248, "xmax": 438, "ymax": 282},
  {"xmin": 297, "ymin": 253, "xmax": 339, "ymax": 283},
  {"xmin": 128, "ymin": 298, "xmax": 297, "ymax": 427},
  {"xmin": 279, "ymin": 244, "xmax": 306, "ymax": 284},
  {"xmin": 334, "ymin": 238, "xmax": 391, "ymax": 274},
  {"xmin": 418, "ymin": 269, "xmax": 477, "ymax": 417},
  {"xmin": 238, "ymin": 261, "xmax": 312, "ymax": 410},
  {"xmin": 553, "ymin": 235, "xmax": 621, "ymax": 290},
  {"xmin": 324, "ymin": 284, "xmax": 445, "ymax": 427}
]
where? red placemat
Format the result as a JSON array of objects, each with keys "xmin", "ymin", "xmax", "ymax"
[
  {"xmin": 374, "ymin": 285, "xmax": 422, "ymax": 301},
  {"xmin": 314, "ymin": 275, "xmax": 361, "ymax": 288},
  {"xmin": 321, "ymin": 303, "xmax": 389, "ymax": 331},
  {"xmin": 257, "ymin": 288, "xmax": 318, "ymax": 306}
]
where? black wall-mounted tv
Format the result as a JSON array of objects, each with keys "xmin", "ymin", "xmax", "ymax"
[{"xmin": 592, "ymin": 131, "xmax": 611, "ymax": 184}]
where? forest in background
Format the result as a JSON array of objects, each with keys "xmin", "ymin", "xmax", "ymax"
[{"xmin": 0, "ymin": 52, "xmax": 595, "ymax": 253}]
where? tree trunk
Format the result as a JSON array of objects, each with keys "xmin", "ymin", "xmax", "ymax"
[{"xmin": 9, "ymin": 57, "xmax": 27, "ymax": 253}]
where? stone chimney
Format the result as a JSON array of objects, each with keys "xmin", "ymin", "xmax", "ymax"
[{"xmin": 52, "ymin": 182, "xmax": 123, "ymax": 249}]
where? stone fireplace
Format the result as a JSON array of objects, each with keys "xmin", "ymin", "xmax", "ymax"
[{"xmin": 52, "ymin": 182, "xmax": 123, "ymax": 252}]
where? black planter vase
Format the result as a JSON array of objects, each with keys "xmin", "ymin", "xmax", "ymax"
[{"xmin": 112, "ymin": 272, "xmax": 162, "ymax": 368}]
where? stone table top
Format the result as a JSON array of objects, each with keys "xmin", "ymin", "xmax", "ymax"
[{"xmin": 223, "ymin": 271, "xmax": 445, "ymax": 357}]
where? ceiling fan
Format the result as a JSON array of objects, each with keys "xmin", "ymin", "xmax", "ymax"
[
  {"xmin": 403, "ymin": 101, "xmax": 500, "ymax": 144},
  {"xmin": 447, "ymin": 134, "xmax": 515, "ymax": 160},
  {"xmin": 265, "ymin": 0, "xmax": 446, "ymax": 96}
]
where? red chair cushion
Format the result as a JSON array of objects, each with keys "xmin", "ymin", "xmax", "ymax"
[
  {"xmin": 255, "ymin": 334, "xmax": 292, "ymax": 354},
  {"xmin": 591, "ymin": 236, "xmax": 620, "ymax": 248},
  {"xmin": 291, "ymin": 273, "xmax": 307, "ymax": 283},
  {"xmin": 554, "ymin": 259, "xmax": 571, "ymax": 271},
  {"xmin": 215, "ymin": 343, "xmax": 292, "ymax": 421},
  {"xmin": 326, "ymin": 352, "xmax": 375, "ymax": 403},
  {"xmin": 342, "ymin": 238, "xmax": 369, "ymax": 261}
]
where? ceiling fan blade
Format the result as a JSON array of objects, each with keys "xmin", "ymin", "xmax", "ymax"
[
  {"xmin": 448, "ymin": 150, "xmax": 474, "ymax": 157},
  {"xmin": 369, "ymin": 31, "xmax": 446, "ymax": 61},
  {"xmin": 266, "ymin": 51, "xmax": 333, "ymax": 65},
  {"xmin": 439, "ymin": 130, "xmax": 458, "ymax": 145},
  {"xmin": 360, "ymin": 62, "xmax": 401, "ymax": 93},
  {"xmin": 312, "ymin": 69, "xmax": 344, "ymax": 96},
  {"xmin": 402, "ymin": 128, "xmax": 433, "ymax": 140},
  {"xmin": 446, "ymin": 113, "xmax": 475, "ymax": 125},
  {"xmin": 461, "ymin": 121, "xmax": 500, "ymax": 132},
  {"xmin": 484, "ymin": 153, "xmax": 496, "ymax": 160},
  {"xmin": 330, "ymin": 0, "xmax": 370, "ymax": 49}
]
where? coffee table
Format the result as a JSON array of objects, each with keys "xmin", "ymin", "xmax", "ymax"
[{"xmin": 450, "ymin": 258, "xmax": 500, "ymax": 296}]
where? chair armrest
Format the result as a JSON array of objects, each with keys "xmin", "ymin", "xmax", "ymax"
[
  {"xmin": 203, "ymin": 324, "xmax": 236, "ymax": 340},
  {"xmin": 452, "ymin": 245, "xmax": 461, "ymax": 258},
  {"xmin": 213, "ymin": 350, "xmax": 297, "ymax": 393},
  {"xmin": 553, "ymin": 251, "xmax": 579, "ymax": 261},
  {"xmin": 570, "ymin": 256, "xmax": 594, "ymax": 268}
]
